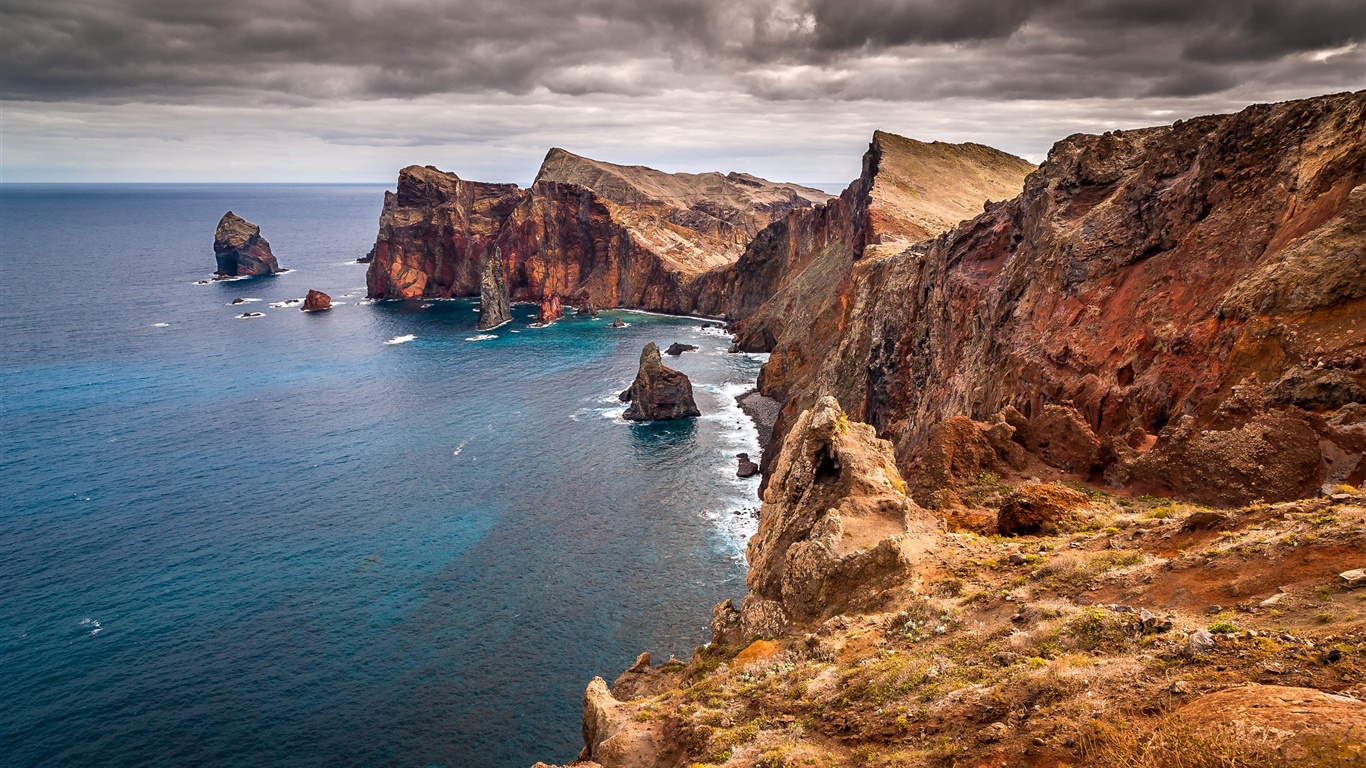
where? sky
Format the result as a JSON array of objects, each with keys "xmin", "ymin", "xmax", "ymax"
[{"xmin": 2, "ymin": 0, "xmax": 1362, "ymax": 187}]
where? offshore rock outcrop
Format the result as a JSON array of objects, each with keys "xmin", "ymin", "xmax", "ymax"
[
  {"xmin": 476, "ymin": 254, "xmax": 512, "ymax": 330},
  {"xmin": 535, "ymin": 294, "xmax": 563, "ymax": 326},
  {"xmin": 619, "ymin": 343, "xmax": 700, "ymax": 421},
  {"xmin": 750, "ymin": 91, "xmax": 1366, "ymax": 507},
  {"xmin": 301, "ymin": 290, "xmax": 331, "ymax": 311},
  {"xmin": 364, "ymin": 150, "xmax": 829, "ymax": 309},
  {"xmin": 213, "ymin": 211, "xmax": 281, "ymax": 277}
]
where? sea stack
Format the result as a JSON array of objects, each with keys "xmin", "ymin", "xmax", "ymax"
[
  {"xmin": 536, "ymin": 294, "xmax": 563, "ymax": 326},
  {"xmin": 619, "ymin": 342, "xmax": 701, "ymax": 421},
  {"xmin": 302, "ymin": 290, "xmax": 332, "ymax": 311},
  {"xmin": 213, "ymin": 212, "xmax": 281, "ymax": 277},
  {"xmin": 476, "ymin": 255, "xmax": 512, "ymax": 330}
]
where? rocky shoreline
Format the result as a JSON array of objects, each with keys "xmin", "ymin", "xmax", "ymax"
[{"xmin": 735, "ymin": 389, "xmax": 779, "ymax": 453}]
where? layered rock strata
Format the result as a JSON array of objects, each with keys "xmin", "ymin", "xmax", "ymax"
[
  {"xmin": 619, "ymin": 343, "xmax": 700, "ymax": 421},
  {"xmin": 213, "ymin": 211, "xmax": 281, "ymax": 277},
  {"xmin": 364, "ymin": 151, "xmax": 830, "ymax": 310},
  {"xmin": 749, "ymin": 91, "xmax": 1366, "ymax": 506}
]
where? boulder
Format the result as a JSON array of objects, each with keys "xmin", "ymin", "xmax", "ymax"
[
  {"xmin": 301, "ymin": 290, "xmax": 332, "ymax": 311},
  {"xmin": 580, "ymin": 677, "xmax": 673, "ymax": 768},
  {"xmin": 619, "ymin": 343, "xmax": 700, "ymax": 421},
  {"xmin": 1339, "ymin": 569, "xmax": 1366, "ymax": 589},
  {"xmin": 610, "ymin": 318, "xmax": 626, "ymax": 328},
  {"xmin": 213, "ymin": 211, "xmax": 281, "ymax": 277},
  {"xmin": 576, "ymin": 302, "xmax": 599, "ymax": 318},
  {"xmin": 996, "ymin": 482, "xmax": 1090, "ymax": 535},
  {"xmin": 663, "ymin": 343, "xmax": 697, "ymax": 356},
  {"xmin": 736, "ymin": 453, "xmax": 760, "ymax": 478},
  {"xmin": 476, "ymin": 255, "xmax": 512, "ymax": 330},
  {"xmin": 1159, "ymin": 685, "xmax": 1366, "ymax": 764}
]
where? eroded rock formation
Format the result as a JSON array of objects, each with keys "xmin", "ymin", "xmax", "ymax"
[
  {"xmin": 619, "ymin": 343, "xmax": 700, "ymax": 421},
  {"xmin": 749, "ymin": 91, "xmax": 1366, "ymax": 506},
  {"xmin": 363, "ymin": 150, "xmax": 830, "ymax": 309},
  {"xmin": 301, "ymin": 290, "xmax": 331, "ymax": 311},
  {"xmin": 535, "ymin": 294, "xmax": 563, "ymax": 326},
  {"xmin": 213, "ymin": 212, "xmax": 281, "ymax": 277},
  {"xmin": 476, "ymin": 254, "xmax": 512, "ymax": 330},
  {"xmin": 718, "ymin": 397, "xmax": 936, "ymax": 639}
]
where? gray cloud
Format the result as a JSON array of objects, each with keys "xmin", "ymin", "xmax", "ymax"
[{"xmin": 2, "ymin": 0, "xmax": 1361, "ymax": 104}]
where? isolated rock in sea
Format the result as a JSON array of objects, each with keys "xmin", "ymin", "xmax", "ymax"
[
  {"xmin": 576, "ymin": 301, "xmax": 599, "ymax": 317},
  {"xmin": 664, "ymin": 343, "xmax": 698, "ymax": 356},
  {"xmin": 536, "ymin": 294, "xmax": 563, "ymax": 325},
  {"xmin": 619, "ymin": 343, "xmax": 700, "ymax": 421},
  {"xmin": 736, "ymin": 453, "xmax": 760, "ymax": 478},
  {"xmin": 744, "ymin": 396, "xmax": 934, "ymax": 625},
  {"xmin": 611, "ymin": 317, "xmax": 626, "ymax": 328},
  {"xmin": 301, "ymin": 290, "xmax": 332, "ymax": 311},
  {"xmin": 476, "ymin": 254, "xmax": 512, "ymax": 330},
  {"xmin": 213, "ymin": 211, "xmax": 281, "ymax": 277}
]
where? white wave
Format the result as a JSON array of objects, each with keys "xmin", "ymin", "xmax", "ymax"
[
  {"xmin": 465, "ymin": 333, "xmax": 497, "ymax": 341},
  {"xmin": 384, "ymin": 334, "xmax": 416, "ymax": 345},
  {"xmin": 421, "ymin": 303, "xmax": 434, "ymax": 308},
  {"xmin": 270, "ymin": 299, "xmax": 304, "ymax": 308},
  {"xmin": 236, "ymin": 312, "xmax": 265, "ymax": 319},
  {"xmin": 356, "ymin": 299, "xmax": 377, "ymax": 306},
  {"xmin": 79, "ymin": 617, "xmax": 103, "ymax": 635},
  {"xmin": 226, "ymin": 298, "xmax": 262, "ymax": 305},
  {"xmin": 510, "ymin": 329, "xmax": 520, "ymax": 333},
  {"xmin": 452, "ymin": 439, "xmax": 469, "ymax": 456},
  {"xmin": 151, "ymin": 322, "xmax": 170, "ymax": 328}
]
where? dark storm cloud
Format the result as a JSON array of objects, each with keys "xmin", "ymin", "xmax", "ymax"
[{"xmin": 1, "ymin": 0, "xmax": 1361, "ymax": 103}]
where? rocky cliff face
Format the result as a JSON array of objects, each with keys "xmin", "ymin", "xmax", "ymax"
[
  {"xmin": 363, "ymin": 151, "xmax": 830, "ymax": 309},
  {"xmin": 538, "ymin": 402, "xmax": 1366, "ymax": 768},
  {"xmin": 365, "ymin": 166, "xmax": 521, "ymax": 299},
  {"xmin": 753, "ymin": 91, "xmax": 1366, "ymax": 506},
  {"xmin": 213, "ymin": 211, "xmax": 281, "ymax": 277}
]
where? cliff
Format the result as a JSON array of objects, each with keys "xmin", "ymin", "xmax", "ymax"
[
  {"xmin": 213, "ymin": 211, "xmax": 281, "ymax": 277},
  {"xmin": 363, "ymin": 151, "xmax": 830, "ymax": 309},
  {"xmin": 540, "ymin": 400, "xmax": 1366, "ymax": 768},
  {"xmin": 750, "ymin": 91, "xmax": 1366, "ymax": 507}
]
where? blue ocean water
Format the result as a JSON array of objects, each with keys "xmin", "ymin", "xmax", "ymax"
[{"xmin": 0, "ymin": 185, "xmax": 763, "ymax": 767}]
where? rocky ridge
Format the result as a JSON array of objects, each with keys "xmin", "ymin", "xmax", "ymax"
[
  {"xmin": 747, "ymin": 91, "xmax": 1366, "ymax": 508},
  {"xmin": 364, "ymin": 150, "xmax": 831, "ymax": 310}
]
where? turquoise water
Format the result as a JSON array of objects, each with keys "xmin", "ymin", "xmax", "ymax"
[{"xmin": 0, "ymin": 185, "xmax": 762, "ymax": 766}]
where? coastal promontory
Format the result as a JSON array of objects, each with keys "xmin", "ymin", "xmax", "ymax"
[
  {"xmin": 619, "ymin": 342, "xmax": 700, "ymax": 421},
  {"xmin": 213, "ymin": 211, "xmax": 281, "ymax": 277}
]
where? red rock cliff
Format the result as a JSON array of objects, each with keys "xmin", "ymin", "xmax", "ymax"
[
  {"xmin": 364, "ymin": 151, "xmax": 830, "ymax": 310},
  {"xmin": 754, "ymin": 91, "xmax": 1366, "ymax": 506}
]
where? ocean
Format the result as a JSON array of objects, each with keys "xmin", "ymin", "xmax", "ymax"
[{"xmin": 0, "ymin": 184, "xmax": 762, "ymax": 767}]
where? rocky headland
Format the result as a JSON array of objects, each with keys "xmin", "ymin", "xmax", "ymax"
[
  {"xmin": 364, "ymin": 150, "xmax": 831, "ymax": 310},
  {"xmin": 526, "ymin": 91, "xmax": 1366, "ymax": 768},
  {"xmin": 620, "ymin": 343, "xmax": 701, "ymax": 421},
  {"xmin": 213, "ymin": 211, "xmax": 281, "ymax": 277},
  {"xmin": 742, "ymin": 91, "xmax": 1365, "ymax": 510}
]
